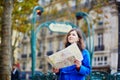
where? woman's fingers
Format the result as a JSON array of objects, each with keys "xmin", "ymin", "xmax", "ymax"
[{"xmin": 74, "ymin": 59, "xmax": 81, "ymax": 67}]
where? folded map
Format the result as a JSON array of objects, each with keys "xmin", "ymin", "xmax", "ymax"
[{"xmin": 46, "ymin": 43, "xmax": 83, "ymax": 68}]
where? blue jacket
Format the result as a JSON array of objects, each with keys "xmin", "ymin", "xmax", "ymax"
[{"xmin": 57, "ymin": 49, "xmax": 91, "ymax": 80}]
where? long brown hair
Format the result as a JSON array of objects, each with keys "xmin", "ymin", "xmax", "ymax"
[{"xmin": 64, "ymin": 28, "xmax": 85, "ymax": 50}]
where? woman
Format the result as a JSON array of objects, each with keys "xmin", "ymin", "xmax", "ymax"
[{"xmin": 53, "ymin": 28, "xmax": 91, "ymax": 80}]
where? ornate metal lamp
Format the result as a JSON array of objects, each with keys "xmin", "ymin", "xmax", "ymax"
[
  {"xmin": 31, "ymin": 6, "xmax": 44, "ymax": 79},
  {"xmin": 75, "ymin": 12, "xmax": 94, "ymax": 67}
]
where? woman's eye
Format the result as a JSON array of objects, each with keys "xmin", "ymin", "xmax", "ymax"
[{"xmin": 72, "ymin": 34, "xmax": 75, "ymax": 36}]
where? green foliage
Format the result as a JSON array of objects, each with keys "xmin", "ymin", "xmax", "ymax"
[
  {"xmin": 0, "ymin": 0, "xmax": 39, "ymax": 34},
  {"xmin": 12, "ymin": 0, "xmax": 39, "ymax": 33}
]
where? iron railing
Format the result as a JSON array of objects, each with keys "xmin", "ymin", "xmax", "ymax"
[{"xmin": 26, "ymin": 71, "xmax": 120, "ymax": 80}]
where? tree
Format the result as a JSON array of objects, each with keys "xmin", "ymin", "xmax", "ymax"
[
  {"xmin": 0, "ymin": 0, "xmax": 13, "ymax": 80},
  {"xmin": 0, "ymin": 0, "xmax": 39, "ymax": 79}
]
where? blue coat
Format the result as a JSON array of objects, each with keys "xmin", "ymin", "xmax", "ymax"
[{"xmin": 57, "ymin": 49, "xmax": 91, "ymax": 80}]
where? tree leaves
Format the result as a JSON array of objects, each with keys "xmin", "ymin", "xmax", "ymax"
[{"xmin": 12, "ymin": 0, "xmax": 38, "ymax": 33}]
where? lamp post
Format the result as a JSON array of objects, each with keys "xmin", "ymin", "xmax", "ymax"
[
  {"xmin": 31, "ymin": 6, "xmax": 44, "ymax": 79},
  {"xmin": 115, "ymin": 0, "xmax": 120, "ymax": 72},
  {"xmin": 76, "ymin": 12, "xmax": 94, "ymax": 67}
]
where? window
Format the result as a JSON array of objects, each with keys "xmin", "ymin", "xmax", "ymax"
[
  {"xmin": 94, "ymin": 57, "xmax": 96, "ymax": 65},
  {"xmin": 39, "ymin": 60, "xmax": 43, "ymax": 69},
  {"xmin": 39, "ymin": 41, "xmax": 43, "ymax": 53},
  {"xmin": 93, "ymin": 56, "xmax": 108, "ymax": 66},
  {"xmin": 48, "ymin": 63, "xmax": 52, "ymax": 70},
  {"xmin": 58, "ymin": 39, "xmax": 63, "ymax": 51},
  {"xmin": 98, "ymin": 33, "xmax": 103, "ymax": 46},
  {"xmin": 22, "ymin": 62, "xmax": 26, "ymax": 70},
  {"xmin": 40, "ymin": 28, "xmax": 46, "ymax": 37},
  {"xmin": 48, "ymin": 39, "xmax": 53, "ymax": 51},
  {"xmin": 39, "ymin": 64, "xmax": 43, "ymax": 69},
  {"xmin": 104, "ymin": 56, "xmax": 107, "ymax": 65},
  {"xmin": 23, "ymin": 46, "xmax": 27, "ymax": 54},
  {"xmin": 95, "ymin": 33, "xmax": 104, "ymax": 51}
]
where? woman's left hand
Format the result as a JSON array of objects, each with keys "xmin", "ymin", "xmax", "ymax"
[{"xmin": 74, "ymin": 59, "xmax": 81, "ymax": 68}]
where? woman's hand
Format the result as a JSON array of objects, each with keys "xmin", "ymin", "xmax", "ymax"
[
  {"xmin": 74, "ymin": 59, "xmax": 81, "ymax": 68},
  {"xmin": 52, "ymin": 68, "xmax": 59, "ymax": 73}
]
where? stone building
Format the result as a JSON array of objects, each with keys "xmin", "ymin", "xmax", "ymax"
[{"xmin": 92, "ymin": 5, "xmax": 118, "ymax": 73}]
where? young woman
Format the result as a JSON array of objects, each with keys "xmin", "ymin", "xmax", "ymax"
[{"xmin": 53, "ymin": 28, "xmax": 91, "ymax": 80}]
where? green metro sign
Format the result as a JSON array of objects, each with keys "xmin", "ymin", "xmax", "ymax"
[
  {"xmin": 49, "ymin": 23, "xmax": 72, "ymax": 33},
  {"xmin": 35, "ymin": 21, "xmax": 78, "ymax": 34}
]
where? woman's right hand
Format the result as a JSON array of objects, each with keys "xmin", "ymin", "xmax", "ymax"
[{"xmin": 52, "ymin": 68, "xmax": 59, "ymax": 73}]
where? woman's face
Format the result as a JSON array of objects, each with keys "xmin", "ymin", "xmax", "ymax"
[{"xmin": 68, "ymin": 30, "xmax": 79, "ymax": 44}]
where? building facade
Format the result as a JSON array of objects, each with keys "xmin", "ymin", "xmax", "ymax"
[{"xmin": 92, "ymin": 5, "xmax": 118, "ymax": 73}]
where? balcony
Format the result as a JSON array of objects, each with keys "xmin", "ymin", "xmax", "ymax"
[
  {"xmin": 94, "ymin": 22, "xmax": 108, "ymax": 33},
  {"xmin": 95, "ymin": 45, "xmax": 105, "ymax": 51},
  {"xmin": 21, "ymin": 54, "xmax": 27, "ymax": 58}
]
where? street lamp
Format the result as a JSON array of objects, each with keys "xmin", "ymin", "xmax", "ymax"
[
  {"xmin": 115, "ymin": 0, "xmax": 120, "ymax": 72},
  {"xmin": 31, "ymin": 6, "xmax": 44, "ymax": 79},
  {"xmin": 76, "ymin": 12, "xmax": 94, "ymax": 67}
]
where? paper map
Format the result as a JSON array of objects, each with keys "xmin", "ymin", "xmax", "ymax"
[{"xmin": 47, "ymin": 43, "xmax": 83, "ymax": 68}]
